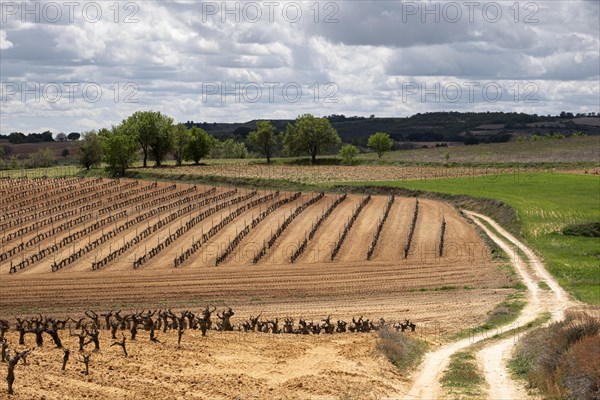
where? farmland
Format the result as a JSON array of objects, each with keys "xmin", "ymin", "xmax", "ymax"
[
  {"xmin": 0, "ymin": 176, "xmax": 523, "ymax": 398},
  {"xmin": 0, "ymin": 172, "xmax": 595, "ymax": 399},
  {"xmin": 131, "ymin": 163, "xmax": 535, "ymax": 185},
  {"xmin": 358, "ymin": 135, "xmax": 600, "ymax": 164},
  {"xmin": 0, "ymin": 177, "xmax": 512, "ymax": 321},
  {"xmin": 1, "ymin": 328, "xmax": 411, "ymax": 399}
]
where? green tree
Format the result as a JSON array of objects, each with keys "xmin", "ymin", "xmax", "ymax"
[
  {"xmin": 119, "ymin": 111, "xmax": 173, "ymax": 167},
  {"xmin": 99, "ymin": 127, "xmax": 139, "ymax": 176},
  {"xmin": 184, "ymin": 127, "xmax": 214, "ymax": 165},
  {"xmin": 367, "ymin": 132, "xmax": 393, "ymax": 158},
  {"xmin": 171, "ymin": 124, "xmax": 191, "ymax": 166},
  {"xmin": 8, "ymin": 132, "xmax": 26, "ymax": 144},
  {"xmin": 283, "ymin": 114, "xmax": 341, "ymax": 164},
  {"xmin": 0, "ymin": 145, "xmax": 6, "ymax": 169},
  {"xmin": 442, "ymin": 151, "xmax": 450, "ymax": 167},
  {"xmin": 9, "ymin": 155, "xmax": 20, "ymax": 169},
  {"xmin": 339, "ymin": 144, "xmax": 359, "ymax": 165},
  {"xmin": 247, "ymin": 120, "xmax": 276, "ymax": 163},
  {"xmin": 61, "ymin": 148, "xmax": 70, "ymax": 159},
  {"xmin": 211, "ymin": 139, "xmax": 248, "ymax": 159},
  {"xmin": 27, "ymin": 148, "xmax": 55, "ymax": 168},
  {"xmin": 67, "ymin": 132, "xmax": 81, "ymax": 141},
  {"xmin": 150, "ymin": 117, "xmax": 173, "ymax": 167},
  {"xmin": 40, "ymin": 130, "xmax": 54, "ymax": 142},
  {"xmin": 79, "ymin": 131, "xmax": 103, "ymax": 170}
]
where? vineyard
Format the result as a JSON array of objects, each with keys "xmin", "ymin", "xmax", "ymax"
[
  {"xmin": 1, "ymin": 177, "xmax": 494, "ymax": 275},
  {"xmin": 0, "ymin": 177, "xmax": 522, "ymax": 398},
  {"xmin": 142, "ymin": 163, "xmax": 524, "ymax": 184},
  {"xmin": 0, "ymin": 177, "xmax": 516, "ymax": 325}
]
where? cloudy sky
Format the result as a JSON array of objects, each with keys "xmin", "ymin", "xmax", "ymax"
[{"xmin": 0, "ymin": 0, "xmax": 598, "ymax": 135}]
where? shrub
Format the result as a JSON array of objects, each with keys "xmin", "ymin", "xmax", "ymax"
[
  {"xmin": 562, "ymin": 335, "xmax": 600, "ymax": 400},
  {"xmin": 562, "ymin": 222, "xmax": 600, "ymax": 238},
  {"xmin": 377, "ymin": 328, "xmax": 429, "ymax": 372},
  {"xmin": 338, "ymin": 144, "xmax": 360, "ymax": 165},
  {"xmin": 510, "ymin": 315, "xmax": 600, "ymax": 399},
  {"xmin": 210, "ymin": 139, "xmax": 248, "ymax": 159},
  {"xmin": 367, "ymin": 132, "xmax": 393, "ymax": 158},
  {"xmin": 27, "ymin": 148, "xmax": 55, "ymax": 168}
]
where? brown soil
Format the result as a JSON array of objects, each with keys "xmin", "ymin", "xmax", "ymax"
[
  {"xmin": 0, "ymin": 178, "xmax": 518, "ymax": 399},
  {"xmin": 1, "ymin": 330, "xmax": 408, "ymax": 400}
]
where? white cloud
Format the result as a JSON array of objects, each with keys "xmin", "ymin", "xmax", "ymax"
[
  {"xmin": 0, "ymin": 30, "xmax": 13, "ymax": 50},
  {"xmin": 0, "ymin": 0, "xmax": 598, "ymax": 134}
]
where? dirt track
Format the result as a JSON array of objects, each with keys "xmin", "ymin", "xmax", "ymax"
[
  {"xmin": 469, "ymin": 211, "xmax": 575, "ymax": 400},
  {"xmin": 401, "ymin": 210, "xmax": 578, "ymax": 400}
]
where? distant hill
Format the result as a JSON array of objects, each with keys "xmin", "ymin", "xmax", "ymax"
[
  {"xmin": 185, "ymin": 112, "xmax": 599, "ymax": 145},
  {"xmin": 3, "ymin": 112, "xmax": 598, "ymax": 147}
]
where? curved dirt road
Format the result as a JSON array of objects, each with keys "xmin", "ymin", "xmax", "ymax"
[
  {"xmin": 467, "ymin": 211, "xmax": 575, "ymax": 400},
  {"xmin": 402, "ymin": 210, "xmax": 575, "ymax": 400}
]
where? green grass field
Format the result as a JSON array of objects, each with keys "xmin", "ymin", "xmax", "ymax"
[
  {"xmin": 357, "ymin": 173, "xmax": 600, "ymax": 304},
  {"xmin": 358, "ymin": 136, "xmax": 600, "ymax": 165}
]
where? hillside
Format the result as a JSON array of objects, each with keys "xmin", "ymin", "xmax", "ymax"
[{"xmin": 184, "ymin": 112, "xmax": 600, "ymax": 144}]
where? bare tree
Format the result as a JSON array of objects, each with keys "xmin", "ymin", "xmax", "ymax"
[
  {"xmin": 84, "ymin": 326, "xmax": 100, "ymax": 352},
  {"xmin": 217, "ymin": 308, "xmax": 235, "ymax": 331},
  {"xmin": 62, "ymin": 349, "xmax": 70, "ymax": 371},
  {"xmin": 143, "ymin": 316, "xmax": 160, "ymax": 343},
  {"xmin": 130, "ymin": 315, "xmax": 140, "ymax": 341},
  {"xmin": 110, "ymin": 320, "xmax": 120, "ymax": 339},
  {"xmin": 79, "ymin": 353, "xmax": 91, "ymax": 376},
  {"xmin": 70, "ymin": 328, "xmax": 88, "ymax": 351},
  {"xmin": 32, "ymin": 325, "xmax": 44, "ymax": 347},
  {"xmin": 45, "ymin": 324, "xmax": 63, "ymax": 348},
  {"xmin": 15, "ymin": 318, "xmax": 26, "ymax": 345},
  {"xmin": 6, "ymin": 350, "xmax": 22, "ymax": 395},
  {"xmin": 110, "ymin": 334, "xmax": 128, "ymax": 357},
  {"xmin": 0, "ymin": 320, "xmax": 9, "ymax": 340},
  {"xmin": 199, "ymin": 306, "xmax": 215, "ymax": 337},
  {"xmin": 100, "ymin": 310, "xmax": 114, "ymax": 330},
  {"xmin": 0, "ymin": 338, "xmax": 8, "ymax": 362},
  {"xmin": 15, "ymin": 349, "xmax": 30, "ymax": 365},
  {"xmin": 85, "ymin": 310, "xmax": 100, "ymax": 329}
]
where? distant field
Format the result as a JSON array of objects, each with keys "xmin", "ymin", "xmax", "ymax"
[
  {"xmin": 359, "ymin": 136, "xmax": 600, "ymax": 164},
  {"xmin": 1, "ymin": 140, "xmax": 81, "ymax": 161},
  {"xmin": 140, "ymin": 164, "xmax": 536, "ymax": 185},
  {"xmin": 357, "ymin": 173, "xmax": 600, "ymax": 304},
  {"xmin": 0, "ymin": 165, "xmax": 81, "ymax": 179}
]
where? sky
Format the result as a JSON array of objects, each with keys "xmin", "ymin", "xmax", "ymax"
[{"xmin": 0, "ymin": 0, "xmax": 599, "ymax": 135}]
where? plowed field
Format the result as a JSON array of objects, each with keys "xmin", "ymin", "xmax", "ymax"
[{"xmin": 0, "ymin": 178, "xmax": 516, "ymax": 399}]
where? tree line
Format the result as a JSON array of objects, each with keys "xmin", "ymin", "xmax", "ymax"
[
  {"xmin": 76, "ymin": 111, "xmax": 396, "ymax": 176},
  {"xmin": 0, "ymin": 112, "xmax": 396, "ymax": 172}
]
